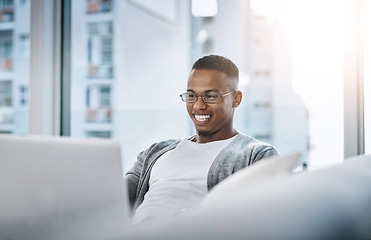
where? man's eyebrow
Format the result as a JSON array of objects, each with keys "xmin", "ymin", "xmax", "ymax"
[
  {"xmin": 186, "ymin": 89, "xmax": 220, "ymax": 93},
  {"xmin": 204, "ymin": 89, "xmax": 221, "ymax": 93}
]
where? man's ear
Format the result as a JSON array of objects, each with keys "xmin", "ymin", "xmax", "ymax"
[{"xmin": 233, "ymin": 90, "xmax": 242, "ymax": 108}]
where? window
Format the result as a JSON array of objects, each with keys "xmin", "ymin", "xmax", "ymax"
[
  {"xmin": 86, "ymin": 130, "xmax": 111, "ymax": 138},
  {"xmin": 0, "ymin": 80, "xmax": 12, "ymax": 127},
  {"xmin": 99, "ymin": 86, "xmax": 110, "ymax": 107},
  {"xmin": 19, "ymin": 34, "xmax": 30, "ymax": 57},
  {"xmin": 19, "ymin": 86, "xmax": 28, "ymax": 107},
  {"xmin": 85, "ymin": 85, "xmax": 111, "ymax": 123},
  {"xmin": 86, "ymin": 0, "xmax": 113, "ymax": 14},
  {"xmin": 0, "ymin": 30, "xmax": 13, "ymax": 71},
  {"xmin": 0, "ymin": 0, "xmax": 14, "ymax": 22},
  {"xmin": 87, "ymin": 22, "xmax": 113, "ymax": 79},
  {"xmin": 101, "ymin": 37, "xmax": 112, "ymax": 64},
  {"xmin": 0, "ymin": 80, "xmax": 11, "ymax": 106}
]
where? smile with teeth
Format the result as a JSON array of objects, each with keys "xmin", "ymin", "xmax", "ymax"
[{"xmin": 194, "ymin": 114, "xmax": 211, "ymax": 122}]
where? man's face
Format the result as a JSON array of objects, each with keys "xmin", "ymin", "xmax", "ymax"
[{"xmin": 186, "ymin": 69, "xmax": 241, "ymax": 142}]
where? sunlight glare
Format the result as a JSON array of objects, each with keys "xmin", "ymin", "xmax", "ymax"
[{"xmin": 252, "ymin": 0, "xmax": 345, "ymax": 168}]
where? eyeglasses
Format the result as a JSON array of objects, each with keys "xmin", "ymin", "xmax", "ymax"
[{"xmin": 179, "ymin": 90, "xmax": 235, "ymax": 103}]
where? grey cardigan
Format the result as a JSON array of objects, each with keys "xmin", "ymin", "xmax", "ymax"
[{"xmin": 124, "ymin": 133, "xmax": 280, "ymax": 211}]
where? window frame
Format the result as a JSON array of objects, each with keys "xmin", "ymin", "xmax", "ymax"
[
  {"xmin": 344, "ymin": 0, "xmax": 365, "ymax": 158},
  {"xmin": 29, "ymin": 0, "xmax": 63, "ymax": 135}
]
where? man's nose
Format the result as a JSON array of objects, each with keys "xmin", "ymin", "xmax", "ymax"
[{"xmin": 193, "ymin": 96, "xmax": 207, "ymax": 110}]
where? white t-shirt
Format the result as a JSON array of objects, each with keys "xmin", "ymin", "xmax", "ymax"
[{"xmin": 130, "ymin": 136, "xmax": 236, "ymax": 227}]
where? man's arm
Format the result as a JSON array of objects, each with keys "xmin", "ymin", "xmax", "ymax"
[
  {"xmin": 124, "ymin": 150, "xmax": 146, "ymax": 211},
  {"xmin": 251, "ymin": 146, "xmax": 280, "ymax": 164}
]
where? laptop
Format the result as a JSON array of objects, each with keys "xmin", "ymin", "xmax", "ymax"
[{"xmin": 0, "ymin": 134, "xmax": 130, "ymax": 240}]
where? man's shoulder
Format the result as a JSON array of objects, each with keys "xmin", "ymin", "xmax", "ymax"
[
  {"xmin": 234, "ymin": 132, "xmax": 280, "ymax": 155},
  {"xmin": 152, "ymin": 138, "xmax": 181, "ymax": 148},
  {"xmin": 141, "ymin": 138, "xmax": 182, "ymax": 155},
  {"xmin": 234, "ymin": 132, "xmax": 266, "ymax": 145}
]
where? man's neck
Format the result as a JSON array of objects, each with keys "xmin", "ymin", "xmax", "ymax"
[{"xmin": 195, "ymin": 129, "xmax": 238, "ymax": 143}]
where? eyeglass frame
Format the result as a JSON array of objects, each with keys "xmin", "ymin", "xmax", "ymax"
[{"xmin": 179, "ymin": 90, "xmax": 236, "ymax": 103}]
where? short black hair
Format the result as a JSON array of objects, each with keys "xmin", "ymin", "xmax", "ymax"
[{"xmin": 192, "ymin": 55, "xmax": 239, "ymax": 85}]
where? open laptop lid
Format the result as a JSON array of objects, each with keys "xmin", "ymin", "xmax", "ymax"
[{"xmin": 0, "ymin": 134, "xmax": 130, "ymax": 240}]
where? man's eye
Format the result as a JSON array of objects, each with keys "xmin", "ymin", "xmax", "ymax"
[
  {"xmin": 205, "ymin": 94, "xmax": 218, "ymax": 99},
  {"xmin": 187, "ymin": 94, "xmax": 196, "ymax": 98}
]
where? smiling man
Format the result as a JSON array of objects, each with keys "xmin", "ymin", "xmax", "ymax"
[
  {"xmin": 184, "ymin": 59, "xmax": 240, "ymax": 143},
  {"xmin": 125, "ymin": 55, "xmax": 280, "ymax": 229}
]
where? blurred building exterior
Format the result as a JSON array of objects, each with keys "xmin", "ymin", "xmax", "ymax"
[
  {"xmin": 0, "ymin": 0, "xmax": 30, "ymax": 135},
  {"xmin": 70, "ymin": 0, "xmax": 192, "ymax": 169}
]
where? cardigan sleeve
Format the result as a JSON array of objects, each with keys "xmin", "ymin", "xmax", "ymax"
[
  {"xmin": 251, "ymin": 146, "xmax": 280, "ymax": 164},
  {"xmin": 207, "ymin": 133, "xmax": 280, "ymax": 190},
  {"xmin": 124, "ymin": 150, "xmax": 146, "ymax": 211}
]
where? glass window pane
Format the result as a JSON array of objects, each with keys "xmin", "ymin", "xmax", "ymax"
[
  {"xmin": 0, "ymin": 0, "xmax": 30, "ymax": 135},
  {"xmin": 69, "ymin": 0, "xmax": 345, "ymax": 171}
]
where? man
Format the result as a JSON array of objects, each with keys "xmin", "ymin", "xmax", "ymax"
[{"xmin": 125, "ymin": 55, "xmax": 279, "ymax": 228}]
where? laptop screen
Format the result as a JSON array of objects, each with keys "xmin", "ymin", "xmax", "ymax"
[{"xmin": 0, "ymin": 134, "xmax": 130, "ymax": 240}]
